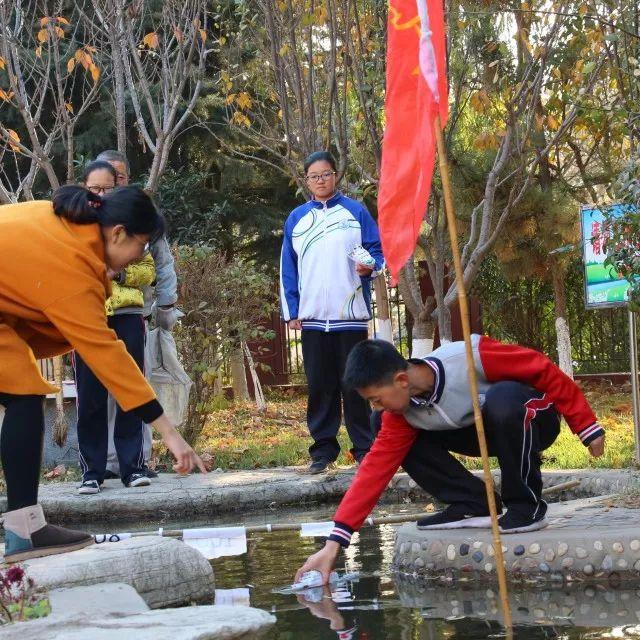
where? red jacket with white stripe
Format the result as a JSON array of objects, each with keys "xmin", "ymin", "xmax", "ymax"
[{"xmin": 327, "ymin": 335, "xmax": 603, "ymax": 547}]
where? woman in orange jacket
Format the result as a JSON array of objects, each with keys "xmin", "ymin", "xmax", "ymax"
[{"xmin": 0, "ymin": 184, "xmax": 206, "ymax": 563}]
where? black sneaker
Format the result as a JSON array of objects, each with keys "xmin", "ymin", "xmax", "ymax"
[
  {"xmin": 125, "ymin": 473, "xmax": 151, "ymax": 488},
  {"xmin": 77, "ymin": 480, "xmax": 100, "ymax": 495},
  {"xmin": 103, "ymin": 470, "xmax": 120, "ymax": 480},
  {"xmin": 143, "ymin": 467, "xmax": 159, "ymax": 478},
  {"xmin": 499, "ymin": 504, "xmax": 548, "ymax": 534},
  {"xmin": 417, "ymin": 504, "xmax": 494, "ymax": 530},
  {"xmin": 308, "ymin": 460, "xmax": 330, "ymax": 475}
]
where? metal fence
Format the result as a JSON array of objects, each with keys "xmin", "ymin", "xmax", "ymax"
[
  {"xmin": 282, "ymin": 284, "xmax": 634, "ymax": 383},
  {"xmin": 283, "ymin": 285, "xmax": 408, "ymax": 382}
]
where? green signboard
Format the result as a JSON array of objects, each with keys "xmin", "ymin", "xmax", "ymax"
[{"xmin": 581, "ymin": 203, "xmax": 635, "ymax": 309}]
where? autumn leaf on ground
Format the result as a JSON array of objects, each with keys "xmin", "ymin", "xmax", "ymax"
[{"xmin": 44, "ymin": 464, "xmax": 66, "ymax": 479}]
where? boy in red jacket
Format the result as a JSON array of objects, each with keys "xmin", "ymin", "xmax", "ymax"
[{"xmin": 295, "ymin": 336, "xmax": 605, "ymax": 583}]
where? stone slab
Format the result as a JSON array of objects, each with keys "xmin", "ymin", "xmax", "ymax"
[
  {"xmin": 393, "ymin": 496, "xmax": 640, "ymax": 584},
  {"xmin": 3, "ymin": 468, "xmax": 635, "ymax": 524},
  {"xmin": 19, "ymin": 537, "xmax": 215, "ymax": 609},
  {"xmin": 3, "ymin": 583, "xmax": 275, "ymax": 640},
  {"xmin": 48, "ymin": 582, "xmax": 149, "ymax": 617}
]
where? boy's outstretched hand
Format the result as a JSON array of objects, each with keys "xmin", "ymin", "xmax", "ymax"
[
  {"xmin": 295, "ymin": 541, "xmax": 341, "ymax": 584},
  {"xmin": 588, "ymin": 435, "xmax": 605, "ymax": 458}
]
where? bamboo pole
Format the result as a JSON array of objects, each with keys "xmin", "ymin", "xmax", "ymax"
[
  {"xmin": 126, "ymin": 480, "xmax": 579, "ymax": 539},
  {"xmin": 434, "ymin": 114, "xmax": 512, "ymax": 630}
]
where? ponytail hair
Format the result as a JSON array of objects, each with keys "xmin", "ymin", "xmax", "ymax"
[{"xmin": 52, "ymin": 185, "xmax": 165, "ymax": 242}]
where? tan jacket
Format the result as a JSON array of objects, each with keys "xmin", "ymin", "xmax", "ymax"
[{"xmin": 0, "ymin": 200, "xmax": 156, "ymax": 412}]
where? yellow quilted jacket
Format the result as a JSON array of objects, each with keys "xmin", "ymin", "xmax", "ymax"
[{"xmin": 105, "ymin": 253, "xmax": 156, "ymax": 316}]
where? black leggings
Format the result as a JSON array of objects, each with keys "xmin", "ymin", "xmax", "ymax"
[{"xmin": 0, "ymin": 393, "xmax": 44, "ymax": 510}]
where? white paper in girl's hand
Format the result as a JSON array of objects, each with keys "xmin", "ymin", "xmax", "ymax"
[{"xmin": 347, "ymin": 245, "xmax": 376, "ymax": 269}]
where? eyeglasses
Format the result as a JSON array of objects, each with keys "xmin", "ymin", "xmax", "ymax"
[
  {"xmin": 306, "ymin": 171, "xmax": 336, "ymax": 183},
  {"xmin": 87, "ymin": 185, "xmax": 115, "ymax": 195}
]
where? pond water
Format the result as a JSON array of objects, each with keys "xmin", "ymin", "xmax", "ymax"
[{"xmin": 199, "ymin": 505, "xmax": 640, "ymax": 640}]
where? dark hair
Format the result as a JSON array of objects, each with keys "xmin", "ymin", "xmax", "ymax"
[
  {"xmin": 52, "ymin": 185, "xmax": 165, "ymax": 242},
  {"xmin": 82, "ymin": 160, "xmax": 117, "ymax": 184},
  {"xmin": 343, "ymin": 339, "xmax": 408, "ymax": 390},
  {"xmin": 303, "ymin": 151, "xmax": 337, "ymax": 174},
  {"xmin": 96, "ymin": 149, "xmax": 130, "ymax": 174}
]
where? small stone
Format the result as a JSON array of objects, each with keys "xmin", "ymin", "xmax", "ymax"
[
  {"xmin": 472, "ymin": 551, "xmax": 484, "ymax": 563},
  {"xmin": 583, "ymin": 564, "xmax": 595, "ymax": 576},
  {"xmin": 594, "ymin": 541, "xmax": 603, "ymax": 551},
  {"xmin": 545, "ymin": 550, "xmax": 555, "ymax": 562},
  {"xmin": 514, "ymin": 545, "xmax": 525, "ymax": 556},
  {"xmin": 430, "ymin": 542, "xmax": 443, "ymax": 556},
  {"xmin": 533, "ymin": 608, "xmax": 545, "ymax": 618},
  {"xmin": 618, "ymin": 559, "xmax": 629, "ymax": 569},
  {"xmin": 561, "ymin": 557, "xmax": 574, "ymax": 569},
  {"xmin": 446, "ymin": 545, "xmax": 456, "ymax": 561},
  {"xmin": 612, "ymin": 542, "xmax": 624, "ymax": 553},
  {"xmin": 459, "ymin": 543, "xmax": 470, "ymax": 556},
  {"xmin": 487, "ymin": 545, "xmax": 495, "ymax": 557},
  {"xmin": 539, "ymin": 562, "xmax": 550, "ymax": 573},
  {"xmin": 557, "ymin": 543, "xmax": 568, "ymax": 557},
  {"xmin": 619, "ymin": 609, "xmax": 629, "ymax": 617},
  {"xmin": 630, "ymin": 540, "xmax": 640, "ymax": 552},
  {"xmin": 412, "ymin": 542, "xmax": 421, "ymax": 554},
  {"xmin": 473, "ymin": 541, "xmax": 483, "ymax": 549},
  {"xmin": 529, "ymin": 543, "xmax": 541, "ymax": 555},
  {"xmin": 602, "ymin": 555, "xmax": 613, "ymax": 571},
  {"xmin": 576, "ymin": 547, "xmax": 588, "ymax": 559},
  {"xmin": 484, "ymin": 563, "xmax": 493, "ymax": 573},
  {"xmin": 599, "ymin": 612, "xmax": 608, "ymax": 620},
  {"xmin": 461, "ymin": 564, "xmax": 473, "ymax": 572},
  {"xmin": 400, "ymin": 543, "xmax": 408, "ymax": 555},
  {"xmin": 634, "ymin": 560, "xmax": 640, "ymax": 572},
  {"xmin": 421, "ymin": 542, "xmax": 429, "ymax": 551},
  {"xmin": 414, "ymin": 558, "xmax": 425, "ymax": 569},
  {"xmin": 604, "ymin": 592, "xmax": 616, "ymax": 604},
  {"xmin": 585, "ymin": 587, "xmax": 596, "ymax": 598}
]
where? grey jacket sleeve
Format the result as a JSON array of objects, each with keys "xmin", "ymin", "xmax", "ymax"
[{"xmin": 148, "ymin": 236, "xmax": 178, "ymax": 308}]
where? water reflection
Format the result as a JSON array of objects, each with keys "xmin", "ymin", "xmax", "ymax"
[{"xmin": 210, "ymin": 509, "xmax": 640, "ymax": 639}]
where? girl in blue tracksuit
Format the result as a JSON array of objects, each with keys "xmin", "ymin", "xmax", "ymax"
[{"xmin": 279, "ymin": 151, "xmax": 384, "ymax": 473}]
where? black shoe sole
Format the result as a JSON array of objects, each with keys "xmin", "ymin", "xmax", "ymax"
[{"xmin": 4, "ymin": 537, "xmax": 94, "ymax": 564}]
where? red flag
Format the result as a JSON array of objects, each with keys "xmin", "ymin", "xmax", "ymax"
[{"xmin": 378, "ymin": 0, "xmax": 448, "ymax": 282}]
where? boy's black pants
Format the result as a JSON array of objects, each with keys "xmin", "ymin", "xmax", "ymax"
[
  {"xmin": 301, "ymin": 329, "xmax": 372, "ymax": 463},
  {"xmin": 401, "ymin": 381, "xmax": 560, "ymax": 519},
  {"xmin": 73, "ymin": 314, "xmax": 146, "ymax": 485}
]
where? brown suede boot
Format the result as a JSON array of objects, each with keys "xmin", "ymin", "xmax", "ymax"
[{"xmin": 3, "ymin": 504, "xmax": 94, "ymax": 563}]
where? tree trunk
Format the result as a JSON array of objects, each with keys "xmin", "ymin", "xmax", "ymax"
[
  {"xmin": 373, "ymin": 276, "xmax": 393, "ymax": 343},
  {"xmin": 437, "ymin": 304, "xmax": 452, "ymax": 343},
  {"xmin": 230, "ymin": 345, "xmax": 250, "ymax": 401},
  {"xmin": 552, "ymin": 261, "xmax": 573, "ymax": 378},
  {"xmin": 411, "ymin": 312, "xmax": 435, "ymax": 357},
  {"xmin": 397, "ymin": 262, "xmax": 435, "ymax": 357}
]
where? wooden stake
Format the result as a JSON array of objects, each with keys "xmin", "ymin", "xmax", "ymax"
[{"xmin": 434, "ymin": 114, "xmax": 513, "ymax": 631}]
